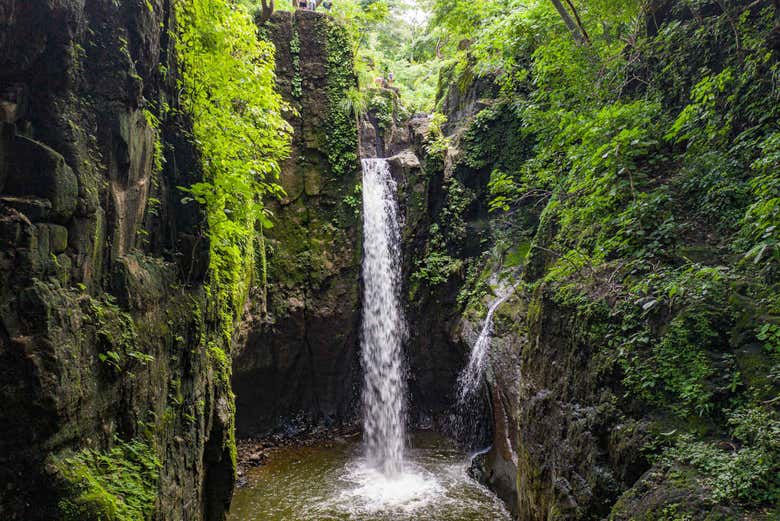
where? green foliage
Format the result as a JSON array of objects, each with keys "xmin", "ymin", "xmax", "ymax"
[
  {"xmin": 86, "ymin": 296, "xmax": 154, "ymax": 373},
  {"xmin": 339, "ymin": 86, "xmax": 369, "ymax": 118},
  {"xmin": 439, "ymin": 176, "xmax": 474, "ymax": 247},
  {"xmin": 757, "ymin": 323, "xmax": 780, "ymax": 356},
  {"xmin": 424, "ymin": 112, "xmax": 450, "ymax": 157},
  {"xmin": 367, "ymin": 90, "xmax": 394, "ymax": 129},
  {"xmin": 487, "ymin": 169, "xmax": 515, "ymax": 213},
  {"xmin": 176, "ymin": 0, "xmax": 291, "ymax": 340},
  {"xmin": 325, "ymin": 17, "xmax": 359, "ymax": 178},
  {"xmin": 455, "ymin": 260, "xmax": 494, "ymax": 309},
  {"xmin": 342, "ymin": 182, "xmax": 362, "ymax": 217},
  {"xmin": 417, "ymin": 0, "xmax": 780, "ymax": 515},
  {"xmin": 662, "ymin": 406, "xmax": 780, "ymax": 506},
  {"xmin": 632, "ymin": 307, "xmax": 719, "ymax": 416},
  {"xmin": 332, "ymin": 0, "xmax": 445, "ymax": 112},
  {"xmin": 55, "ymin": 439, "xmax": 160, "ymax": 521},
  {"xmin": 460, "ymin": 101, "xmax": 529, "ymax": 172},
  {"xmin": 291, "ymin": 28, "xmax": 302, "ymax": 98},
  {"xmin": 431, "ymin": 0, "xmax": 503, "ymax": 42},
  {"xmin": 412, "ymin": 249, "xmax": 461, "ymax": 287},
  {"xmin": 742, "ymin": 132, "xmax": 780, "ymax": 265},
  {"xmin": 411, "ymin": 223, "xmax": 462, "ymax": 290}
]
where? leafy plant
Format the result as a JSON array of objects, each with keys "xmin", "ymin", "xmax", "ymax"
[
  {"xmin": 425, "ymin": 112, "xmax": 450, "ymax": 157},
  {"xmin": 176, "ymin": 0, "xmax": 291, "ymax": 340},
  {"xmin": 55, "ymin": 438, "xmax": 161, "ymax": 521},
  {"xmin": 324, "ymin": 17, "xmax": 359, "ymax": 178}
]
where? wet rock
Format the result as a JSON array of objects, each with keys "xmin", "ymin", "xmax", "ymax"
[
  {"xmin": 247, "ymin": 451, "xmax": 268, "ymax": 466},
  {"xmin": 106, "ymin": 110, "xmax": 155, "ymax": 259},
  {"xmin": 44, "ymin": 224, "xmax": 68, "ymax": 253},
  {"xmin": 388, "ymin": 148, "xmax": 420, "ymax": 172},
  {"xmin": 0, "ymin": 196, "xmax": 52, "ymax": 222}
]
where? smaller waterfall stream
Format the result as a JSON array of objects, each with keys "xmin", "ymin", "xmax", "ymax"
[
  {"xmin": 454, "ymin": 276, "xmax": 516, "ymax": 445},
  {"xmin": 457, "ymin": 278, "xmax": 515, "ymax": 404},
  {"xmin": 360, "ymin": 158, "xmax": 407, "ymax": 476}
]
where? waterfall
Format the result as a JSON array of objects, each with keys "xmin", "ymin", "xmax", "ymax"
[
  {"xmin": 454, "ymin": 277, "xmax": 515, "ymax": 444},
  {"xmin": 360, "ymin": 158, "xmax": 406, "ymax": 476}
]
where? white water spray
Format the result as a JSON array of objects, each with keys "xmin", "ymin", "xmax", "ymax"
[{"xmin": 360, "ymin": 158, "xmax": 406, "ymax": 476}]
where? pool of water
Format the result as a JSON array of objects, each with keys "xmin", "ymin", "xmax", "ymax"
[{"xmin": 228, "ymin": 431, "xmax": 512, "ymax": 521}]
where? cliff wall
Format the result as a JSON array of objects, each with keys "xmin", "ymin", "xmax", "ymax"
[
  {"xmin": 0, "ymin": 1, "xmax": 234, "ymax": 519},
  {"xmin": 232, "ymin": 11, "xmax": 363, "ymax": 438}
]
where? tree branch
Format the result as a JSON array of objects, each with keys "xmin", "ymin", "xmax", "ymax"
[
  {"xmin": 549, "ymin": 0, "xmax": 587, "ymax": 44},
  {"xmin": 563, "ymin": 0, "xmax": 590, "ymax": 43}
]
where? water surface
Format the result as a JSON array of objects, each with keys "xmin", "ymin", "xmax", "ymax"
[{"xmin": 228, "ymin": 432, "xmax": 512, "ymax": 521}]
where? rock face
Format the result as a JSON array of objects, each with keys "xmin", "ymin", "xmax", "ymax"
[
  {"xmin": 512, "ymin": 292, "xmax": 645, "ymax": 520},
  {"xmin": 232, "ymin": 11, "xmax": 363, "ymax": 438},
  {"xmin": 0, "ymin": 1, "xmax": 233, "ymax": 519},
  {"xmin": 383, "ymin": 63, "xmax": 531, "ymax": 512}
]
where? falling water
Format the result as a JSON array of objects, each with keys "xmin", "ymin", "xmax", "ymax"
[
  {"xmin": 226, "ymin": 162, "xmax": 513, "ymax": 520},
  {"xmin": 457, "ymin": 279, "xmax": 514, "ymax": 404},
  {"xmin": 454, "ymin": 277, "xmax": 515, "ymax": 445},
  {"xmin": 360, "ymin": 158, "xmax": 406, "ymax": 476}
]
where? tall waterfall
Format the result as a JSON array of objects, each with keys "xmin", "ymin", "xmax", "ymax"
[{"xmin": 360, "ymin": 158, "xmax": 406, "ymax": 476}]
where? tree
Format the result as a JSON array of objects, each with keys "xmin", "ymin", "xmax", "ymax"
[
  {"xmin": 258, "ymin": 0, "xmax": 274, "ymax": 24},
  {"xmin": 549, "ymin": 0, "xmax": 589, "ymax": 44}
]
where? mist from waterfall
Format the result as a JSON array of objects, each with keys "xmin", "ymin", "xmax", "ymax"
[{"xmin": 360, "ymin": 158, "xmax": 407, "ymax": 476}]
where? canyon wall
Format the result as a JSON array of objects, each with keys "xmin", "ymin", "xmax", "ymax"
[
  {"xmin": 232, "ymin": 11, "xmax": 363, "ymax": 438},
  {"xmin": 410, "ymin": 3, "xmax": 780, "ymax": 519},
  {"xmin": 0, "ymin": 1, "xmax": 234, "ymax": 519}
]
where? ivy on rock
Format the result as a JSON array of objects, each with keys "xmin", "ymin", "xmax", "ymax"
[{"xmin": 176, "ymin": 0, "xmax": 292, "ymax": 342}]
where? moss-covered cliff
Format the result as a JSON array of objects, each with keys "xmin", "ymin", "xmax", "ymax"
[
  {"xmin": 232, "ymin": 11, "xmax": 363, "ymax": 437},
  {"xmin": 400, "ymin": 1, "xmax": 780, "ymax": 519},
  {"xmin": 0, "ymin": 1, "xmax": 239, "ymax": 519}
]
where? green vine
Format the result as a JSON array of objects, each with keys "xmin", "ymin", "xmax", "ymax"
[
  {"xmin": 291, "ymin": 28, "xmax": 302, "ymax": 99},
  {"xmin": 324, "ymin": 18, "xmax": 358, "ymax": 178},
  {"xmin": 176, "ymin": 0, "xmax": 291, "ymax": 342}
]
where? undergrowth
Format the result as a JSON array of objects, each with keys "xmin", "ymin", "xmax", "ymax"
[
  {"xmin": 176, "ymin": 0, "xmax": 291, "ymax": 342},
  {"xmin": 54, "ymin": 438, "xmax": 160, "ymax": 521}
]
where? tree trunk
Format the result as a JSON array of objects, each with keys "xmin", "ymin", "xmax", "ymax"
[
  {"xmin": 549, "ymin": 0, "xmax": 587, "ymax": 43},
  {"xmin": 258, "ymin": 0, "xmax": 274, "ymax": 24}
]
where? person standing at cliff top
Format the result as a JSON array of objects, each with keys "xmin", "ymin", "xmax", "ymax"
[{"xmin": 307, "ymin": 0, "xmax": 317, "ymax": 9}]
